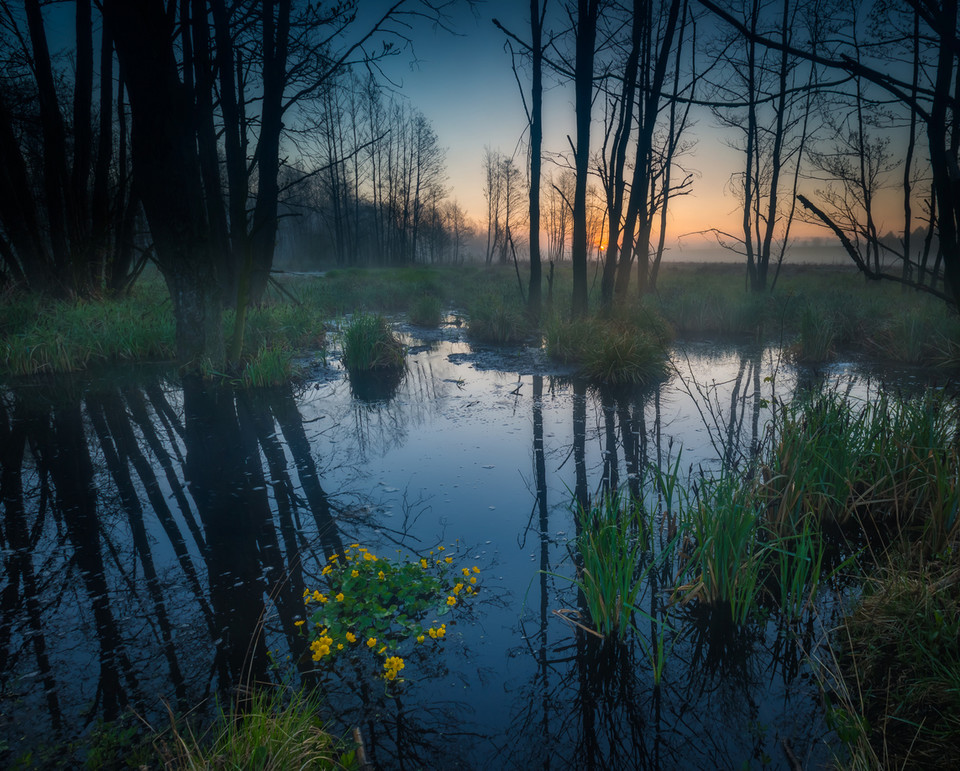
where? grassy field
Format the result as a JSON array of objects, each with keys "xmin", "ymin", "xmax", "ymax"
[{"xmin": 2, "ymin": 260, "xmax": 957, "ymax": 381}]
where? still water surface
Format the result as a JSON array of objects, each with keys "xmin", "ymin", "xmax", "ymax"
[{"xmin": 0, "ymin": 322, "xmax": 933, "ymax": 768}]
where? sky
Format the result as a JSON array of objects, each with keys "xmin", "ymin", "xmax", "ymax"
[
  {"xmin": 368, "ymin": 0, "xmax": 912, "ymax": 252},
  {"xmin": 368, "ymin": 0, "xmax": 770, "ymax": 248}
]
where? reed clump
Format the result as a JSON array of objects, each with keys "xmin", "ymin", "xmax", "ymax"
[
  {"xmin": 340, "ymin": 314, "xmax": 405, "ymax": 374},
  {"xmin": 544, "ymin": 310, "xmax": 671, "ymax": 386},
  {"xmin": 158, "ymin": 687, "xmax": 357, "ymax": 770},
  {"xmin": 466, "ymin": 295, "xmax": 529, "ymax": 344}
]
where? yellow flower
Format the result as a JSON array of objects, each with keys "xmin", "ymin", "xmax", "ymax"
[
  {"xmin": 303, "ymin": 588, "xmax": 310, "ymax": 597},
  {"xmin": 321, "ymin": 565, "xmax": 333, "ymax": 576},
  {"xmin": 363, "ymin": 552, "xmax": 378, "ymax": 562},
  {"xmin": 351, "ymin": 569, "xmax": 359, "ymax": 578},
  {"xmin": 379, "ymin": 645, "xmax": 387, "ymax": 654},
  {"xmin": 446, "ymin": 596, "xmax": 457, "ymax": 606},
  {"xmin": 420, "ymin": 558, "xmax": 429, "ymax": 569},
  {"xmin": 437, "ymin": 625, "xmax": 446, "ymax": 638},
  {"xmin": 438, "ymin": 545, "xmax": 445, "ymax": 552},
  {"xmin": 335, "ymin": 592, "xmax": 344, "ymax": 602},
  {"xmin": 444, "ymin": 556, "xmax": 453, "ymax": 564},
  {"xmin": 312, "ymin": 590, "xmax": 322, "ymax": 602},
  {"xmin": 428, "ymin": 627, "xmax": 437, "ymax": 639},
  {"xmin": 318, "ymin": 593, "xmax": 328, "ymax": 603},
  {"xmin": 337, "ymin": 643, "xmax": 344, "ymax": 650},
  {"xmin": 416, "ymin": 634, "xmax": 425, "ymax": 644},
  {"xmin": 366, "ymin": 637, "xmax": 377, "ymax": 648},
  {"xmin": 294, "ymin": 619, "xmax": 305, "ymax": 627},
  {"xmin": 462, "ymin": 568, "xmax": 470, "ymax": 576},
  {"xmin": 329, "ymin": 553, "xmax": 339, "ymax": 562},
  {"xmin": 472, "ymin": 566, "xmax": 480, "ymax": 574},
  {"xmin": 346, "ymin": 631, "xmax": 357, "ymax": 643},
  {"xmin": 469, "ymin": 576, "xmax": 477, "ymax": 584},
  {"xmin": 466, "ymin": 586, "xmax": 474, "ymax": 594},
  {"xmin": 350, "ymin": 543, "xmax": 360, "ymax": 549},
  {"xmin": 378, "ymin": 570, "xmax": 386, "ymax": 580}
]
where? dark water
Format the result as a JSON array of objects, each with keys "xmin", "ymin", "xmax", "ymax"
[{"xmin": 0, "ymin": 323, "xmax": 935, "ymax": 769}]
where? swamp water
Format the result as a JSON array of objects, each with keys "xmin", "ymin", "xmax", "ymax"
[{"xmin": 0, "ymin": 322, "xmax": 936, "ymax": 769}]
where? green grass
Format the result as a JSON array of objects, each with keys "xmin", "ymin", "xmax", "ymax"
[
  {"xmin": 4, "ymin": 261, "xmax": 958, "ymax": 377},
  {"xmin": 340, "ymin": 314, "xmax": 405, "ymax": 374},
  {"xmin": 408, "ymin": 295, "xmax": 443, "ymax": 327},
  {"xmin": 573, "ymin": 491, "xmax": 651, "ymax": 640},
  {"xmin": 159, "ymin": 687, "xmax": 356, "ymax": 770},
  {"xmin": 466, "ymin": 294, "xmax": 530, "ymax": 344},
  {"xmin": 544, "ymin": 307, "xmax": 671, "ymax": 385}
]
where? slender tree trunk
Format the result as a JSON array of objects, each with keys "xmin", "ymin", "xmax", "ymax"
[
  {"xmin": 571, "ymin": 0, "xmax": 600, "ymax": 318},
  {"xmin": 528, "ymin": 0, "xmax": 545, "ymax": 320}
]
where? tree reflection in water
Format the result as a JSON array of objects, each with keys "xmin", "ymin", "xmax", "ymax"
[
  {"xmin": 0, "ymin": 339, "xmax": 902, "ymax": 767},
  {"xmin": 0, "ymin": 376, "xmax": 350, "ymax": 754}
]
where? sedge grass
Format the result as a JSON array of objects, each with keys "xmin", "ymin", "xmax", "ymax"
[
  {"xmin": 544, "ymin": 313, "xmax": 670, "ymax": 385},
  {"xmin": 575, "ymin": 491, "xmax": 651, "ymax": 640},
  {"xmin": 340, "ymin": 314, "xmax": 405, "ymax": 374},
  {"xmin": 160, "ymin": 687, "xmax": 355, "ymax": 770}
]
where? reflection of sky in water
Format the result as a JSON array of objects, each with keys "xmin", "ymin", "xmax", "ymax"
[
  {"xmin": 290, "ymin": 335, "xmax": 900, "ymax": 769},
  {"xmin": 2, "ymin": 332, "xmax": 937, "ymax": 769}
]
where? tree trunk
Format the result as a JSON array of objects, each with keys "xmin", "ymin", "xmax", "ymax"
[
  {"xmin": 103, "ymin": 0, "xmax": 223, "ymax": 369},
  {"xmin": 571, "ymin": 0, "xmax": 599, "ymax": 318}
]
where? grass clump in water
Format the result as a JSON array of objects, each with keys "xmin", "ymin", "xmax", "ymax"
[
  {"xmin": 340, "ymin": 314, "xmax": 405, "ymax": 374},
  {"xmin": 408, "ymin": 295, "xmax": 443, "ymax": 327},
  {"xmin": 545, "ymin": 312, "xmax": 670, "ymax": 386},
  {"xmin": 571, "ymin": 491, "xmax": 650, "ymax": 641},
  {"xmin": 161, "ymin": 687, "xmax": 356, "ymax": 770},
  {"xmin": 466, "ymin": 295, "xmax": 528, "ymax": 344},
  {"xmin": 823, "ymin": 557, "xmax": 960, "ymax": 771}
]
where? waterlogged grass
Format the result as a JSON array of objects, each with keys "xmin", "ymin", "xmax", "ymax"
[
  {"xmin": 466, "ymin": 294, "xmax": 530, "ymax": 344},
  {"xmin": 572, "ymin": 492, "xmax": 650, "ymax": 640},
  {"xmin": 760, "ymin": 389, "xmax": 960, "ymax": 548},
  {"xmin": 339, "ymin": 314, "xmax": 405, "ymax": 374},
  {"xmin": 408, "ymin": 295, "xmax": 443, "ymax": 327},
  {"xmin": 160, "ymin": 687, "xmax": 356, "ymax": 770},
  {"xmin": 1, "ymin": 284, "xmax": 175, "ymax": 375},
  {"xmin": 650, "ymin": 263, "xmax": 960, "ymax": 366},
  {"xmin": 544, "ymin": 309, "xmax": 671, "ymax": 385}
]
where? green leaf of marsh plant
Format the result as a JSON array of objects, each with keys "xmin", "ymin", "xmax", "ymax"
[{"xmin": 299, "ymin": 543, "xmax": 481, "ymax": 684}]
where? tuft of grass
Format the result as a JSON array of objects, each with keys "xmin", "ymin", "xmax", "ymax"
[
  {"xmin": 340, "ymin": 314, "xmax": 405, "ymax": 374},
  {"xmin": 574, "ymin": 491, "xmax": 650, "ymax": 640},
  {"xmin": 678, "ymin": 472, "xmax": 765, "ymax": 625},
  {"xmin": 160, "ymin": 687, "xmax": 356, "ymax": 770},
  {"xmin": 466, "ymin": 295, "xmax": 528, "ymax": 344},
  {"xmin": 408, "ymin": 295, "xmax": 443, "ymax": 327},
  {"xmin": 826, "ymin": 558, "xmax": 960, "ymax": 770},
  {"xmin": 544, "ymin": 312, "xmax": 670, "ymax": 385},
  {"xmin": 759, "ymin": 389, "xmax": 960, "ymax": 550},
  {"xmin": 794, "ymin": 304, "xmax": 836, "ymax": 363},
  {"xmin": 236, "ymin": 345, "xmax": 295, "ymax": 388}
]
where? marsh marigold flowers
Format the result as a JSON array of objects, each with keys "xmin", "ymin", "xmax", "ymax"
[
  {"xmin": 302, "ymin": 542, "xmax": 475, "ymax": 683},
  {"xmin": 383, "ymin": 656, "xmax": 405, "ymax": 681}
]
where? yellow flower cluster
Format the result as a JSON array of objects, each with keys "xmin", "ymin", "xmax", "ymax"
[
  {"xmin": 383, "ymin": 655, "xmax": 405, "ymax": 681},
  {"xmin": 303, "ymin": 588, "xmax": 328, "ymax": 604},
  {"xmin": 427, "ymin": 624, "xmax": 446, "ymax": 639},
  {"xmin": 310, "ymin": 631, "xmax": 334, "ymax": 661}
]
